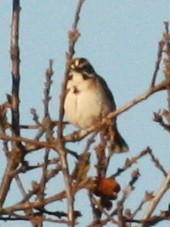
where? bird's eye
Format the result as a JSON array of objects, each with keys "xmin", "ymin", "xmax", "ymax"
[
  {"xmin": 82, "ymin": 73, "xmax": 90, "ymax": 80},
  {"xmin": 68, "ymin": 74, "xmax": 73, "ymax": 80}
]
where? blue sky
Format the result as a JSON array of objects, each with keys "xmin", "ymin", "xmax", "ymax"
[{"xmin": 0, "ymin": 1, "xmax": 170, "ymax": 226}]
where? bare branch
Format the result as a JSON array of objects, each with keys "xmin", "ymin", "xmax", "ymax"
[
  {"xmin": 10, "ymin": 0, "xmax": 21, "ymax": 139},
  {"xmin": 139, "ymin": 172, "xmax": 170, "ymax": 227},
  {"xmin": 0, "ymin": 0, "xmax": 22, "ymax": 208},
  {"xmin": 150, "ymin": 41, "xmax": 164, "ymax": 87}
]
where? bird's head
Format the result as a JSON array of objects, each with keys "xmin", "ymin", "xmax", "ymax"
[{"xmin": 69, "ymin": 58, "xmax": 96, "ymax": 75}]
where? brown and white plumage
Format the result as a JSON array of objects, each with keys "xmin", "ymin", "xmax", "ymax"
[{"xmin": 64, "ymin": 57, "xmax": 128, "ymax": 153}]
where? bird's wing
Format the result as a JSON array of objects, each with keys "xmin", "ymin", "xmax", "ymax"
[{"xmin": 96, "ymin": 74, "xmax": 117, "ymax": 110}]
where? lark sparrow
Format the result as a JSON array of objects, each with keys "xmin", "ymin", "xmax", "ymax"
[{"xmin": 64, "ymin": 58, "xmax": 128, "ymax": 153}]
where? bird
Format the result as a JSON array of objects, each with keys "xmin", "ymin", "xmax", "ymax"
[{"xmin": 64, "ymin": 57, "xmax": 128, "ymax": 153}]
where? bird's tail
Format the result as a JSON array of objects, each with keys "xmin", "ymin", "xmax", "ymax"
[{"xmin": 106, "ymin": 124, "xmax": 129, "ymax": 153}]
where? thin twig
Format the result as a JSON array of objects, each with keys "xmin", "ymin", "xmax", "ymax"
[
  {"xmin": 43, "ymin": 59, "xmax": 53, "ymax": 117},
  {"xmin": 112, "ymin": 147, "xmax": 167, "ymax": 178},
  {"xmin": 163, "ymin": 21, "xmax": 170, "ymax": 110},
  {"xmin": 56, "ymin": 1, "xmax": 86, "ymax": 226},
  {"xmin": 139, "ymin": 172, "xmax": 170, "ymax": 227},
  {"xmin": 15, "ymin": 175, "xmax": 36, "ymax": 227},
  {"xmin": 36, "ymin": 60, "xmax": 54, "ymax": 226},
  {"xmin": 150, "ymin": 41, "xmax": 164, "ymax": 87},
  {"xmin": 10, "ymin": 0, "xmax": 21, "ymax": 140}
]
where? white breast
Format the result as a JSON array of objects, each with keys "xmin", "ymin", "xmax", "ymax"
[{"xmin": 64, "ymin": 72, "xmax": 113, "ymax": 128}]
